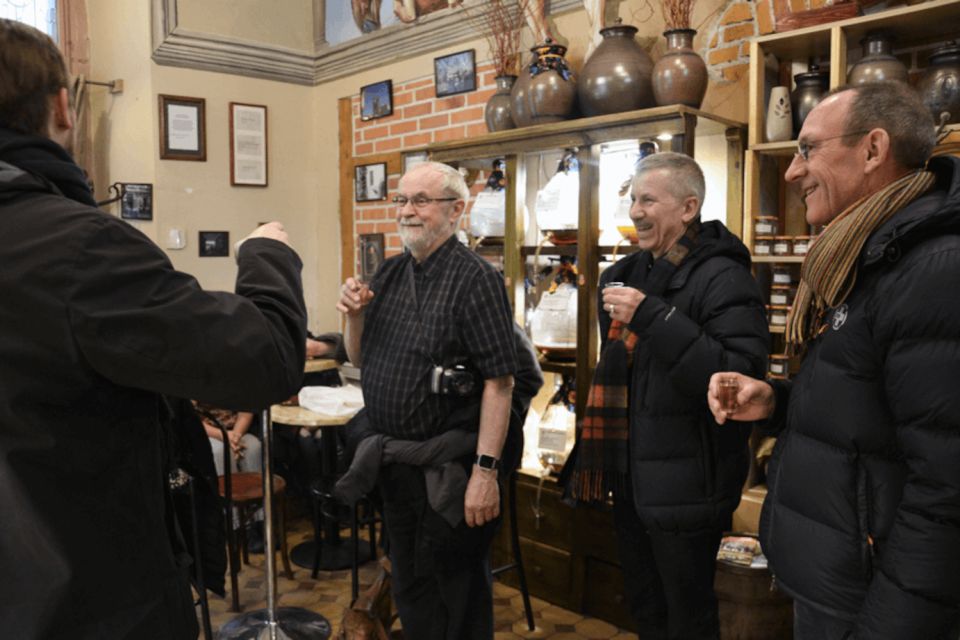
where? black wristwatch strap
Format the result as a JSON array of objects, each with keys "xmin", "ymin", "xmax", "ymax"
[{"xmin": 475, "ymin": 454, "xmax": 500, "ymax": 470}]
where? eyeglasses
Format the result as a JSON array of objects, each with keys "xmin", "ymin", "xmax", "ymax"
[
  {"xmin": 795, "ymin": 130, "xmax": 870, "ymax": 162},
  {"xmin": 392, "ymin": 195, "xmax": 458, "ymax": 208}
]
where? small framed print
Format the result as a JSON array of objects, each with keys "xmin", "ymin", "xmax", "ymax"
[
  {"xmin": 402, "ymin": 151, "xmax": 428, "ymax": 176},
  {"xmin": 360, "ymin": 233, "xmax": 385, "ymax": 280},
  {"xmin": 360, "ymin": 80, "xmax": 393, "ymax": 121},
  {"xmin": 198, "ymin": 231, "xmax": 229, "ymax": 257},
  {"xmin": 159, "ymin": 94, "xmax": 206, "ymax": 161},
  {"xmin": 120, "ymin": 183, "xmax": 153, "ymax": 220},
  {"xmin": 434, "ymin": 49, "xmax": 476, "ymax": 98},
  {"xmin": 229, "ymin": 102, "xmax": 268, "ymax": 187},
  {"xmin": 355, "ymin": 162, "xmax": 387, "ymax": 202}
]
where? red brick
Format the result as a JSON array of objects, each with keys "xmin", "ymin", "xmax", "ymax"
[
  {"xmin": 436, "ymin": 95, "xmax": 465, "ymax": 111},
  {"xmin": 721, "ymin": 2, "xmax": 753, "ymax": 24},
  {"xmin": 416, "ymin": 86, "xmax": 436, "ymax": 101},
  {"xmin": 403, "ymin": 132, "xmax": 432, "ymax": 147},
  {"xmin": 355, "ymin": 142, "xmax": 374, "ymax": 155},
  {"xmin": 708, "ymin": 45, "xmax": 740, "ymax": 66},
  {"xmin": 354, "ymin": 131, "xmax": 362, "ymax": 143},
  {"xmin": 403, "ymin": 103, "xmax": 433, "ymax": 118},
  {"xmin": 467, "ymin": 88, "xmax": 496, "ymax": 106},
  {"xmin": 740, "ymin": 42, "xmax": 751, "ymax": 57},
  {"xmin": 710, "ymin": 32, "xmax": 718, "ymax": 48},
  {"xmin": 434, "ymin": 125, "xmax": 466, "ymax": 142},
  {"xmin": 356, "ymin": 222, "xmax": 376, "ymax": 234},
  {"xmin": 390, "ymin": 120, "xmax": 418, "ymax": 135},
  {"xmin": 451, "ymin": 106, "xmax": 485, "ymax": 124},
  {"xmin": 393, "ymin": 91, "xmax": 414, "ymax": 107},
  {"xmin": 466, "ymin": 122, "xmax": 489, "ymax": 138},
  {"xmin": 375, "ymin": 222, "xmax": 396, "ymax": 233},
  {"xmin": 756, "ymin": 0, "xmax": 774, "ymax": 34},
  {"xmin": 375, "ymin": 137, "xmax": 402, "ymax": 152},
  {"xmin": 387, "ymin": 176, "xmax": 400, "ymax": 189},
  {"xmin": 723, "ymin": 23, "xmax": 756, "ymax": 43},
  {"xmin": 419, "ymin": 114, "xmax": 449, "ymax": 130},
  {"xmin": 403, "ymin": 78, "xmax": 433, "ymax": 91},
  {"xmin": 363, "ymin": 125, "xmax": 390, "ymax": 140},
  {"xmin": 722, "ymin": 63, "xmax": 749, "ymax": 82}
]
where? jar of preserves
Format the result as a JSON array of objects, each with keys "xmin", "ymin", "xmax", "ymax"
[
  {"xmin": 769, "ymin": 285, "xmax": 796, "ymax": 306},
  {"xmin": 772, "ymin": 236, "xmax": 793, "ymax": 256},
  {"xmin": 754, "ymin": 216, "xmax": 779, "ymax": 236},
  {"xmin": 768, "ymin": 305, "xmax": 790, "ymax": 326},
  {"xmin": 768, "ymin": 354, "xmax": 790, "ymax": 379},
  {"xmin": 792, "ymin": 235, "xmax": 813, "ymax": 255},
  {"xmin": 772, "ymin": 265, "xmax": 793, "ymax": 285},
  {"xmin": 754, "ymin": 236, "xmax": 773, "ymax": 256}
]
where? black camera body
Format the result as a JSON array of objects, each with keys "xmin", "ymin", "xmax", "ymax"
[{"xmin": 430, "ymin": 364, "xmax": 478, "ymax": 397}]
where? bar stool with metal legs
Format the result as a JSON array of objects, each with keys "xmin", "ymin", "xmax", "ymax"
[{"xmin": 492, "ymin": 470, "xmax": 535, "ymax": 631}]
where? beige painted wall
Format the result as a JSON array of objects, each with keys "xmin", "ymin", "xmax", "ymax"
[{"xmin": 178, "ymin": 0, "xmax": 315, "ymax": 52}]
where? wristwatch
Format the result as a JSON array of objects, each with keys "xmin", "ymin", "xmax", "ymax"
[{"xmin": 475, "ymin": 454, "xmax": 500, "ymax": 471}]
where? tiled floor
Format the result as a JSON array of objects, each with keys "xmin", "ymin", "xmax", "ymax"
[{"xmin": 202, "ymin": 515, "xmax": 632, "ymax": 639}]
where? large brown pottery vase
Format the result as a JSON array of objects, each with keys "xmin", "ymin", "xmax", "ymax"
[
  {"xmin": 791, "ymin": 64, "xmax": 830, "ymax": 136},
  {"xmin": 917, "ymin": 41, "xmax": 960, "ymax": 125},
  {"xmin": 485, "ymin": 75, "xmax": 517, "ymax": 132},
  {"xmin": 847, "ymin": 31, "xmax": 908, "ymax": 85},
  {"xmin": 652, "ymin": 29, "xmax": 708, "ymax": 109},
  {"xmin": 510, "ymin": 39, "xmax": 577, "ymax": 127},
  {"xmin": 577, "ymin": 21, "xmax": 654, "ymax": 117}
]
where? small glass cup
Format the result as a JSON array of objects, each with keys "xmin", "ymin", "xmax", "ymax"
[
  {"xmin": 718, "ymin": 376, "xmax": 740, "ymax": 413},
  {"xmin": 603, "ymin": 281, "xmax": 625, "ymax": 289}
]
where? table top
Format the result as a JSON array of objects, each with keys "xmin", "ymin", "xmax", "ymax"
[
  {"xmin": 304, "ymin": 358, "xmax": 338, "ymax": 373},
  {"xmin": 270, "ymin": 403, "xmax": 356, "ymax": 428}
]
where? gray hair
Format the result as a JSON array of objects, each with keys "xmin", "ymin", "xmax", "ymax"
[
  {"xmin": 633, "ymin": 151, "xmax": 705, "ymax": 212},
  {"xmin": 827, "ymin": 82, "xmax": 936, "ymax": 169},
  {"xmin": 405, "ymin": 160, "xmax": 469, "ymax": 202}
]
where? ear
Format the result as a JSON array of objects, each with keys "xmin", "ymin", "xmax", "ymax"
[
  {"xmin": 680, "ymin": 196, "xmax": 700, "ymax": 224},
  {"xmin": 448, "ymin": 199, "xmax": 466, "ymax": 223},
  {"xmin": 49, "ymin": 87, "xmax": 75, "ymax": 133},
  {"xmin": 862, "ymin": 128, "xmax": 891, "ymax": 176}
]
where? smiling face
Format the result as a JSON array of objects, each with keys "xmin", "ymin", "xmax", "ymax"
[
  {"xmin": 396, "ymin": 165, "xmax": 463, "ymax": 261},
  {"xmin": 785, "ymin": 92, "xmax": 871, "ymax": 227},
  {"xmin": 629, "ymin": 168, "xmax": 699, "ymax": 258}
]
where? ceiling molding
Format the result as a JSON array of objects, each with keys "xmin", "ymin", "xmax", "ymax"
[{"xmin": 151, "ymin": 0, "xmax": 584, "ymax": 86}]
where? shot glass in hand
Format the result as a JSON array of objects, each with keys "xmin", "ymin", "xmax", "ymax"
[{"xmin": 718, "ymin": 376, "xmax": 740, "ymax": 414}]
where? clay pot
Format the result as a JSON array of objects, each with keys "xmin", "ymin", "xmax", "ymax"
[
  {"xmin": 847, "ymin": 31, "xmax": 908, "ymax": 85},
  {"xmin": 577, "ymin": 21, "xmax": 654, "ymax": 117},
  {"xmin": 791, "ymin": 64, "xmax": 829, "ymax": 136},
  {"xmin": 917, "ymin": 41, "xmax": 960, "ymax": 125},
  {"xmin": 485, "ymin": 75, "xmax": 517, "ymax": 132},
  {"xmin": 511, "ymin": 39, "xmax": 577, "ymax": 127},
  {"xmin": 652, "ymin": 29, "xmax": 708, "ymax": 109}
]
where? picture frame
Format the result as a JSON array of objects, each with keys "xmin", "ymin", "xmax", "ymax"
[
  {"xmin": 158, "ymin": 94, "xmax": 206, "ymax": 161},
  {"xmin": 402, "ymin": 151, "xmax": 428, "ymax": 176},
  {"xmin": 359, "ymin": 233, "xmax": 385, "ymax": 280},
  {"xmin": 120, "ymin": 183, "xmax": 153, "ymax": 221},
  {"xmin": 229, "ymin": 102, "xmax": 268, "ymax": 187},
  {"xmin": 355, "ymin": 162, "xmax": 388, "ymax": 202},
  {"xmin": 434, "ymin": 49, "xmax": 476, "ymax": 98},
  {"xmin": 198, "ymin": 231, "xmax": 229, "ymax": 257},
  {"xmin": 360, "ymin": 80, "xmax": 393, "ymax": 121}
]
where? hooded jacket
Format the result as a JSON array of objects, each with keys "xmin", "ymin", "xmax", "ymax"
[
  {"xmin": 0, "ymin": 128, "xmax": 307, "ymax": 639},
  {"xmin": 600, "ymin": 220, "xmax": 769, "ymax": 533},
  {"xmin": 760, "ymin": 155, "xmax": 960, "ymax": 639}
]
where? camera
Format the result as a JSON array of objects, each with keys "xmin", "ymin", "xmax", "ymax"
[{"xmin": 430, "ymin": 364, "xmax": 478, "ymax": 397}]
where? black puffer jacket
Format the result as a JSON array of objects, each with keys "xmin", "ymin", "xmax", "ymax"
[
  {"xmin": 760, "ymin": 156, "xmax": 960, "ymax": 638},
  {"xmin": 600, "ymin": 220, "xmax": 768, "ymax": 533}
]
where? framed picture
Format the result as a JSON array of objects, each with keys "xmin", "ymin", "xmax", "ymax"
[
  {"xmin": 120, "ymin": 183, "xmax": 153, "ymax": 221},
  {"xmin": 198, "ymin": 231, "xmax": 229, "ymax": 257},
  {"xmin": 402, "ymin": 151, "xmax": 428, "ymax": 176},
  {"xmin": 360, "ymin": 80, "xmax": 393, "ymax": 121},
  {"xmin": 229, "ymin": 102, "xmax": 268, "ymax": 186},
  {"xmin": 158, "ymin": 94, "xmax": 206, "ymax": 161},
  {"xmin": 434, "ymin": 49, "xmax": 476, "ymax": 98},
  {"xmin": 355, "ymin": 162, "xmax": 387, "ymax": 202},
  {"xmin": 359, "ymin": 233, "xmax": 385, "ymax": 280}
]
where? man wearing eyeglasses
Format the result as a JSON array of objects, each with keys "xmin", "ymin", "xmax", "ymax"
[
  {"xmin": 337, "ymin": 161, "xmax": 517, "ymax": 639},
  {"xmin": 708, "ymin": 81, "xmax": 960, "ymax": 639}
]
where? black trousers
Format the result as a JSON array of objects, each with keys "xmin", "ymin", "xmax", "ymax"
[
  {"xmin": 379, "ymin": 463, "xmax": 498, "ymax": 640},
  {"xmin": 613, "ymin": 490, "xmax": 722, "ymax": 640}
]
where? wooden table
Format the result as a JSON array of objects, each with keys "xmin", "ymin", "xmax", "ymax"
[{"xmin": 304, "ymin": 358, "xmax": 338, "ymax": 374}]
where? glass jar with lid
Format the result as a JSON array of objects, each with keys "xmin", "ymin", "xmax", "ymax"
[
  {"xmin": 754, "ymin": 216, "xmax": 779, "ymax": 236},
  {"xmin": 768, "ymin": 354, "xmax": 790, "ymax": 379},
  {"xmin": 754, "ymin": 236, "xmax": 773, "ymax": 256},
  {"xmin": 769, "ymin": 285, "xmax": 796, "ymax": 306},
  {"xmin": 793, "ymin": 235, "xmax": 813, "ymax": 256},
  {"xmin": 768, "ymin": 305, "xmax": 790, "ymax": 326},
  {"xmin": 771, "ymin": 265, "xmax": 793, "ymax": 285},
  {"xmin": 772, "ymin": 236, "xmax": 793, "ymax": 256}
]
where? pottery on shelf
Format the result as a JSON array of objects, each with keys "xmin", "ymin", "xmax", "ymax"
[
  {"xmin": 485, "ymin": 75, "xmax": 517, "ymax": 132},
  {"xmin": 577, "ymin": 20, "xmax": 655, "ymax": 117},
  {"xmin": 917, "ymin": 41, "xmax": 960, "ymax": 125},
  {"xmin": 510, "ymin": 39, "xmax": 577, "ymax": 127},
  {"xmin": 766, "ymin": 86, "xmax": 793, "ymax": 142},
  {"xmin": 791, "ymin": 64, "xmax": 829, "ymax": 136},
  {"xmin": 847, "ymin": 31, "xmax": 908, "ymax": 86},
  {"xmin": 652, "ymin": 29, "xmax": 708, "ymax": 109}
]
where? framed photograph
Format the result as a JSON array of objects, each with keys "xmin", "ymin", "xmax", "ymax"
[
  {"xmin": 360, "ymin": 80, "xmax": 393, "ymax": 121},
  {"xmin": 120, "ymin": 183, "xmax": 153, "ymax": 221},
  {"xmin": 434, "ymin": 49, "xmax": 476, "ymax": 98},
  {"xmin": 359, "ymin": 233, "xmax": 385, "ymax": 280},
  {"xmin": 198, "ymin": 231, "xmax": 229, "ymax": 257},
  {"xmin": 355, "ymin": 162, "xmax": 387, "ymax": 202},
  {"xmin": 158, "ymin": 94, "xmax": 206, "ymax": 161},
  {"xmin": 402, "ymin": 151, "xmax": 428, "ymax": 176},
  {"xmin": 229, "ymin": 102, "xmax": 268, "ymax": 187}
]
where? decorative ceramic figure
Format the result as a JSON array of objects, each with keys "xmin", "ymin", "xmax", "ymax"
[
  {"xmin": 917, "ymin": 41, "xmax": 960, "ymax": 125},
  {"xmin": 652, "ymin": 29, "xmax": 708, "ymax": 108},
  {"xmin": 577, "ymin": 20, "xmax": 655, "ymax": 117},
  {"xmin": 791, "ymin": 64, "xmax": 829, "ymax": 136},
  {"xmin": 847, "ymin": 31, "xmax": 908, "ymax": 85},
  {"xmin": 511, "ymin": 39, "xmax": 577, "ymax": 127},
  {"xmin": 485, "ymin": 75, "xmax": 517, "ymax": 132},
  {"xmin": 766, "ymin": 86, "xmax": 793, "ymax": 142}
]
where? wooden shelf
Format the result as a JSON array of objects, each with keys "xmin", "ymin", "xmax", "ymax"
[
  {"xmin": 749, "ymin": 140, "xmax": 797, "ymax": 157},
  {"xmin": 769, "ymin": 325, "xmax": 786, "ymax": 334},
  {"xmin": 752, "ymin": 255, "xmax": 805, "ymax": 263}
]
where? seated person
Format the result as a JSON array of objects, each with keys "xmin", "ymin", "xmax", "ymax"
[{"xmin": 194, "ymin": 402, "xmax": 262, "ymax": 476}]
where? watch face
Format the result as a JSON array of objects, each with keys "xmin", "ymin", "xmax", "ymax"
[{"xmin": 476, "ymin": 454, "xmax": 499, "ymax": 469}]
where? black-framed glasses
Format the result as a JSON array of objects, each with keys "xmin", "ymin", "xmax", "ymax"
[
  {"xmin": 795, "ymin": 130, "xmax": 870, "ymax": 162},
  {"xmin": 392, "ymin": 195, "xmax": 458, "ymax": 208}
]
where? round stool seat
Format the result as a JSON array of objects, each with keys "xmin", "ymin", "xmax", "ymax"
[{"xmin": 219, "ymin": 472, "xmax": 286, "ymax": 503}]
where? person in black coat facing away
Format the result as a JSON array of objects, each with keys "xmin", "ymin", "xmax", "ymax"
[
  {"xmin": 710, "ymin": 82, "xmax": 960, "ymax": 639},
  {"xmin": 567, "ymin": 152, "xmax": 768, "ymax": 639},
  {"xmin": 0, "ymin": 19, "xmax": 307, "ymax": 640}
]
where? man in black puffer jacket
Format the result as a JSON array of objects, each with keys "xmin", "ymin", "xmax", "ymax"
[
  {"xmin": 578, "ymin": 152, "xmax": 768, "ymax": 639},
  {"xmin": 710, "ymin": 82, "xmax": 960, "ymax": 639}
]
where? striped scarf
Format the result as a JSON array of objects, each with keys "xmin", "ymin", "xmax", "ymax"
[{"xmin": 786, "ymin": 169, "xmax": 936, "ymax": 348}]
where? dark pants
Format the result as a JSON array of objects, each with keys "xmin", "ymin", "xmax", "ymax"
[
  {"xmin": 379, "ymin": 463, "xmax": 498, "ymax": 640},
  {"xmin": 613, "ymin": 491, "xmax": 722, "ymax": 640},
  {"xmin": 794, "ymin": 600, "xmax": 960, "ymax": 640}
]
